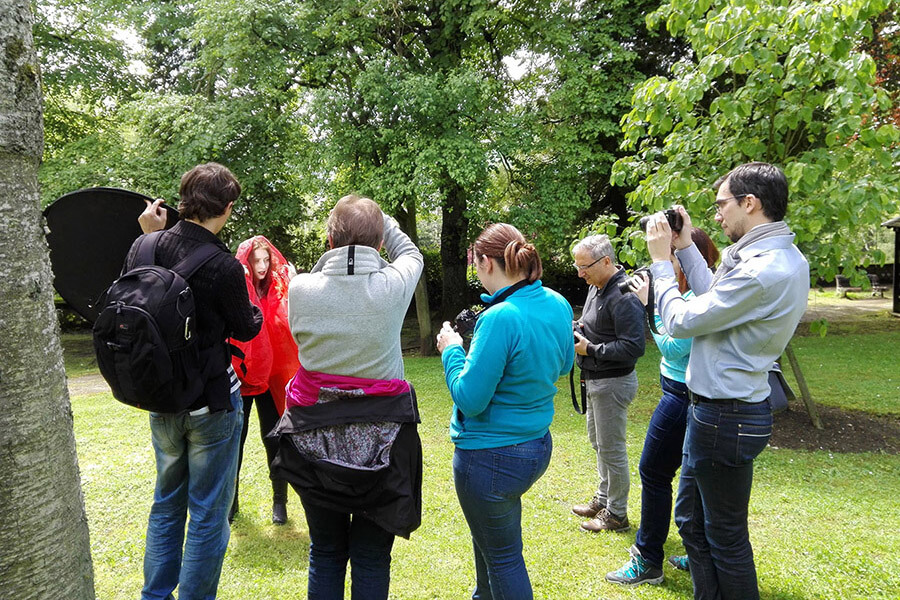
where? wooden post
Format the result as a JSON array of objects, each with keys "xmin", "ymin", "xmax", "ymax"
[
  {"xmin": 784, "ymin": 342, "xmax": 823, "ymax": 430},
  {"xmin": 881, "ymin": 217, "xmax": 900, "ymax": 315},
  {"xmin": 894, "ymin": 227, "xmax": 899, "ymax": 315}
]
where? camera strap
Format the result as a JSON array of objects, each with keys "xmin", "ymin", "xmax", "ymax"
[
  {"xmin": 485, "ymin": 279, "xmax": 530, "ymax": 308},
  {"xmin": 645, "ymin": 274, "xmax": 660, "ymax": 335},
  {"xmin": 569, "ymin": 367, "xmax": 586, "ymax": 414},
  {"xmin": 346, "ymin": 245, "xmax": 355, "ymax": 275}
]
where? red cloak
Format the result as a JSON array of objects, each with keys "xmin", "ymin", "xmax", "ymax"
[{"xmin": 230, "ymin": 236, "xmax": 299, "ymax": 415}]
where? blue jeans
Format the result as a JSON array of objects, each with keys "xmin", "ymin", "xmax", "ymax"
[
  {"xmin": 674, "ymin": 399, "xmax": 772, "ymax": 600},
  {"xmin": 142, "ymin": 389, "xmax": 243, "ymax": 600},
  {"xmin": 634, "ymin": 375, "xmax": 689, "ymax": 568},
  {"xmin": 453, "ymin": 432, "xmax": 553, "ymax": 600},
  {"xmin": 300, "ymin": 498, "xmax": 395, "ymax": 600}
]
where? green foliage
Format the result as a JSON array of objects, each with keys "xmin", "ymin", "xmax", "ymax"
[
  {"xmin": 809, "ymin": 317, "xmax": 829, "ymax": 337},
  {"xmin": 494, "ymin": 0, "xmax": 685, "ymax": 258},
  {"xmin": 34, "ymin": 0, "xmax": 139, "ymax": 157},
  {"xmin": 612, "ymin": 0, "xmax": 900, "ymax": 284}
]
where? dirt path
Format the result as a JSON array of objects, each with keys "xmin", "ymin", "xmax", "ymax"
[
  {"xmin": 801, "ymin": 293, "xmax": 894, "ymax": 322},
  {"xmin": 67, "ymin": 373, "xmax": 109, "ymax": 397}
]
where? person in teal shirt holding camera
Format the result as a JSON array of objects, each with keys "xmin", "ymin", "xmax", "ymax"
[{"xmin": 437, "ymin": 223, "xmax": 574, "ymax": 600}]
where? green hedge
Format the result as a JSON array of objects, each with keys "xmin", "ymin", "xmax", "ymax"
[{"xmin": 420, "ymin": 249, "xmax": 587, "ymax": 312}]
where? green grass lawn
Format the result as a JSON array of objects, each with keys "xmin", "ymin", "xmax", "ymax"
[
  {"xmin": 784, "ymin": 331, "xmax": 900, "ymax": 415},
  {"xmin": 68, "ymin": 333, "xmax": 900, "ymax": 599}
]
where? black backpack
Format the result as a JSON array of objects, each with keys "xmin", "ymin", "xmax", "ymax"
[{"xmin": 92, "ymin": 231, "xmax": 222, "ymax": 412}]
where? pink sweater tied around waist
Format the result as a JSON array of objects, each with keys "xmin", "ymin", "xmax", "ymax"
[{"xmin": 285, "ymin": 361, "xmax": 410, "ymax": 408}]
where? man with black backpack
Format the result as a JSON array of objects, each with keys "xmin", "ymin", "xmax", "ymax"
[{"xmin": 123, "ymin": 163, "xmax": 261, "ymax": 600}]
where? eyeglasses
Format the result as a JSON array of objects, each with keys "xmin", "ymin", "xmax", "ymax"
[
  {"xmin": 712, "ymin": 195, "xmax": 747, "ymax": 215},
  {"xmin": 573, "ymin": 256, "xmax": 606, "ymax": 271}
]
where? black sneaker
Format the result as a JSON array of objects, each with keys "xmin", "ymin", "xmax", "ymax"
[
  {"xmin": 668, "ymin": 555, "xmax": 690, "ymax": 571},
  {"xmin": 606, "ymin": 550, "xmax": 664, "ymax": 586}
]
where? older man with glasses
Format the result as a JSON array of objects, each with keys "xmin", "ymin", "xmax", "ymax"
[{"xmin": 570, "ymin": 234, "xmax": 646, "ymax": 533}]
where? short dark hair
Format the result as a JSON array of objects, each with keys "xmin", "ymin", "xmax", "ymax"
[
  {"xmin": 715, "ymin": 162, "xmax": 789, "ymax": 222},
  {"xmin": 178, "ymin": 163, "xmax": 241, "ymax": 222},
  {"xmin": 327, "ymin": 195, "xmax": 384, "ymax": 249}
]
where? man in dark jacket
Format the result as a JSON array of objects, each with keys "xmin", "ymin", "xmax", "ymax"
[
  {"xmin": 131, "ymin": 163, "xmax": 262, "ymax": 600},
  {"xmin": 571, "ymin": 234, "xmax": 645, "ymax": 533}
]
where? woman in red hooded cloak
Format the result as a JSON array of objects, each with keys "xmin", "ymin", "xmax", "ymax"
[{"xmin": 230, "ymin": 236, "xmax": 299, "ymax": 524}]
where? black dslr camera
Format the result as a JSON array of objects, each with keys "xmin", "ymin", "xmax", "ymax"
[
  {"xmin": 638, "ymin": 209, "xmax": 683, "ymax": 233},
  {"xmin": 617, "ymin": 267, "xmax": 660, "ymax": 335},
  {"xmin": 454, "ymin": 307, "xmax": 480, "ymax": 335},
  {"xmin": 617, "ymin": 266, "xmax": 651, "ymax": 294}
]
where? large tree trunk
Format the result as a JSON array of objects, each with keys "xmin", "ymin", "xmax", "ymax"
[
  {"xmin": 394, "ymin": 200, "xmax": 435, "ymax": 356},
  {"xmin": 440, "ymin": 176, "xmax": 470, "ymax": 319},
  {"xmin": 0, "ymin": 3, "xmax": 95, "ymax": 598}
]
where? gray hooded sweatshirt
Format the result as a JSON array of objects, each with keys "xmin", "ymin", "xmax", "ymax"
[{"xmin": 287, "ymin": 214, "xmax": 424, "ymax": 381}]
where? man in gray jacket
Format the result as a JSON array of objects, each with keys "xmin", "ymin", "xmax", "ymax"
[{"xmin": 645, "ymin": 163, "xmax": 808, "ymax": 599}]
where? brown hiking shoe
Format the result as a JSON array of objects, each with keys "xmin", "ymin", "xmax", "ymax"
[
  {"xmin": 581, "ymin": 508, "xmax": 630, "ymax": 533},
  {"xmin": 572, "ymin": 496, "xmax": 604, "ymax": 518}
]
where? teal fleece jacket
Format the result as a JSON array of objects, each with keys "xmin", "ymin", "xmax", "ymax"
[
  {"xmin": 441, "ymin": 280, "xmax": 575, "ymax": 450},
  {"xmin": 652, "ymin": 289, "xmax": 694, "ymax": 383}
]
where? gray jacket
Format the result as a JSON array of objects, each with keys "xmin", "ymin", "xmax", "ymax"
[
  {"xmin": 650, "ymin": 227, "xmax": 809, "ymax": 402},
  {"xmin": 287, "ymin": 215, "xmax": 424, "ymax": 380}
]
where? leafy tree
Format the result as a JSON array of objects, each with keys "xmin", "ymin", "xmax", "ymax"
[
  {"xmin": 860, "ymin": 2, "xmax": 900, "ymax": 126},
  {"xmin": 0, "ymin": 1, "xmax": 94, "ymax": 596},
  {"xmin": 497, "ymin": 0, "xmax": 688, "ymax": 259},
  {"xmin": 34, "ymin": 0, "xmax": 140, "ymax": 202},
  {"xmin": 183, "ymin": 0, "xmax": 569, "ymax": 351},
  {"xmin": 612, "ymin": 0, "xmax": 900, "ymax": 283}
]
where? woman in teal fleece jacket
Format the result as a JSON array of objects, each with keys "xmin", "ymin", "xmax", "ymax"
[{"xmin": 436, "ymin": 223, "xmax": 574, "ymax": 600}]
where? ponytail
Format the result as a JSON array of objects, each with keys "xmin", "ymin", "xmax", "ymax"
[
  {"xmin": 474, "ymin": 223, "xmax": 543, "ymax": 283},
  {"xmin": 503, "ymin": 239, "xmax": 542, "ymax": 283}
]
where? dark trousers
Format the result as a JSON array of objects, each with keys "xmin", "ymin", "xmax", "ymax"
[
  {"xmin": 236, "ymin": 390, "xmax": 287, "ymax": 503},
  {"xmin": 634, "ymin": 375, "xmax": 690, "ymax": 568},
  {"xmin": 300, "ymin": 498, "xmax": 395, "ymax": 600},
  {"xmin": 675, "ymin": 399, "xmax": 772, "ymax": 600}
]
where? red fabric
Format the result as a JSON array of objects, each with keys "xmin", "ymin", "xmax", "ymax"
[
  {"xmin": 286, "ymin": 362, "xmax": 411, "ymax": 408},
  {"xmin": 230, "ymin": 236, "xmax": 299, "ymax": 415}
]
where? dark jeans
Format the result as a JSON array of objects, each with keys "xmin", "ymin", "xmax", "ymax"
[
  {"xmin": 674, "ymin": 399, "xmax": 772, "ymax": 600},
  {"xmin": 634, "ymin": 375, "xmax": 689, "ymax": 568},
  {"xmin": 453, "ymin": 432, "xmax": 553, "ymax": 600},
  {"xmin": 236, "ymin": 390, "xmax": 287, "ymax": 503},
  {"xmin": 300, "ymin": 498, "xmax": 395, "ymax": 600}
]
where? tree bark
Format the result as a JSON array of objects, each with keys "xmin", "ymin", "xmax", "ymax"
[
  {"xmin": 0, "ymin": 2, "xmax": 95, "ymax": 598},
  {"xmin": 440, "ymin": 175, "xmax": 470, "ymax": 320}
]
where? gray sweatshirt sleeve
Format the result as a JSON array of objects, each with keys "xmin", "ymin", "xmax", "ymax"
[{"xmin": 381, "ymin": 214, "xmax": 424, "ymax": 300}]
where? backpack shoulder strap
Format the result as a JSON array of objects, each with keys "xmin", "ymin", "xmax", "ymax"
[
  {"xmin": 132, "ymin": 231, "xmax": 165, "ymax": 268},
  {"xmin": 170, "ymin": 243, "xmax": 224, "ymax": 280}
]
